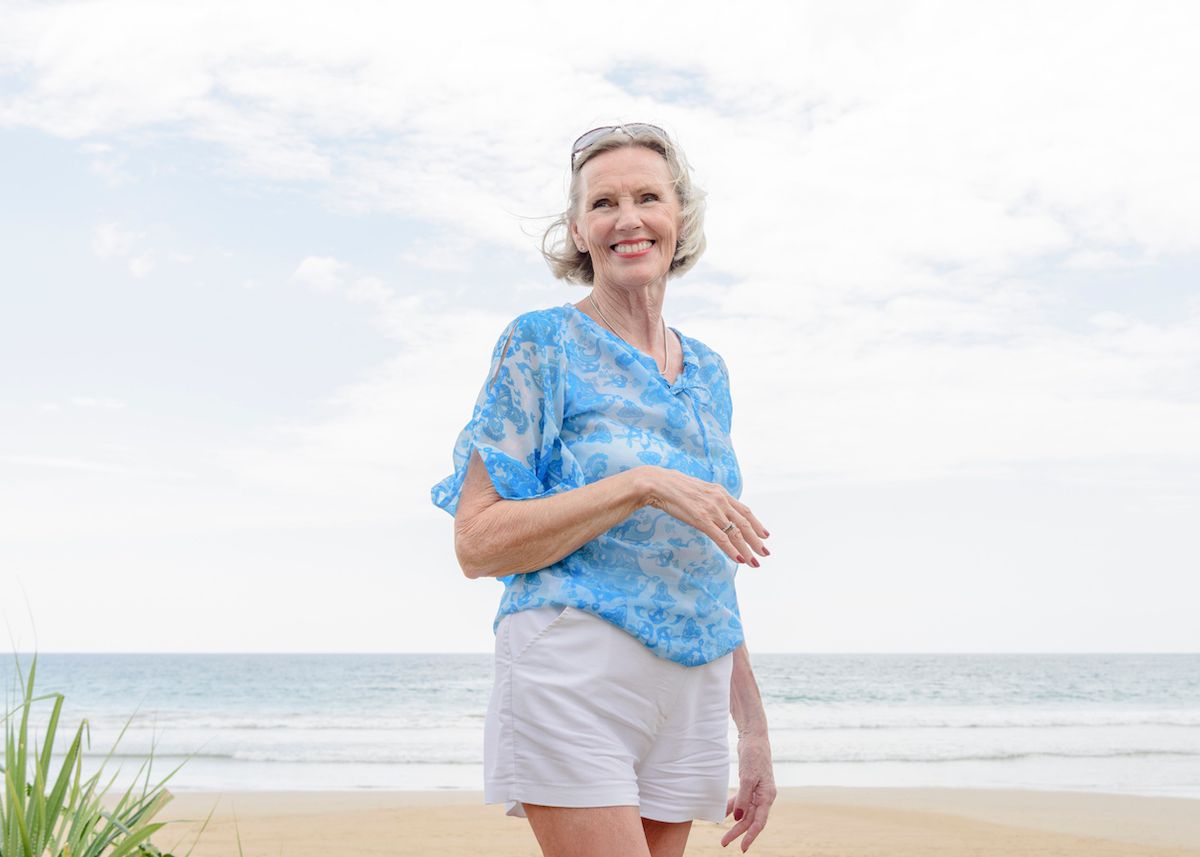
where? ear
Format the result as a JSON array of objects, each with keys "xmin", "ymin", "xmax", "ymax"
[{"xmin": 569, "ymin": 220, "xmax": 587, "ymax": 254}]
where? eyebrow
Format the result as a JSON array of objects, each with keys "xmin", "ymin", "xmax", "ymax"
[{"xmin": 587, "ymin": 183, "xmax": 667, "ymax": 199}]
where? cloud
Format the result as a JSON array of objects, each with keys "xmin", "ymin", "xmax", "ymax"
[
  {"xmin": 0, "ymin": 454, "xmax": 194, "ymax": 479},
  {"xmin": 5, "ymin": 0, "xmax": 1200, "ymax": 484},
  {"xmin": 291, "ymin": 255, "xmax": 348, "ymax": 293},
  {"xmin": 1, "ymin": 1, "xmax": 1197, "ymax": 654},
  {"xmin": 128, "ymin": 252, "xmax": 154, "ymax": 278},
  {"xmin": 290, "ymin": 255, "xmax": 397, "ymax": 313},
  {"xmin": 91, "ymin": 222, "xmax": 143, "ymax": 258},
  {"xmin": 66, "ymin": 397, "xmax": 126, "ymax": 409},
  {"xmin": 5, "ymin": 1, "xmax": 1197, "ymax": 281},
  {"xmin": 397, "ymin": 236, "xmax": 479, "ymax": 273},
  {"xmin": 90, "ymin": 221, "xmax": 155, "ymax": 276},
  {"xmin": 81, "ymin": 140, "xmax": 134, "ymax": 187}
]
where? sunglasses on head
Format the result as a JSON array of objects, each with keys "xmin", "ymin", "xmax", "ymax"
[{"xmin": 570, "ymin": 123, "xmax": 670, "ymax": 169}]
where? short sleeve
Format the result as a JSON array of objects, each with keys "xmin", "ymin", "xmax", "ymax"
[
  {"xmin": 714, "ymin": 353, "xmax": 733, "ymax": 434},
  {"xmin": 430, "ymin": 311, "xmax": 572, "ymax": 517},
  {"xmin": 708, "ymin": 350, "xmax": 742, "ymax": 499}
]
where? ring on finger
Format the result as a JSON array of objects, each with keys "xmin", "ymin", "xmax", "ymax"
[{"xmin": 722, "ymin": 520, "xmax": 736, "ymax": 533}]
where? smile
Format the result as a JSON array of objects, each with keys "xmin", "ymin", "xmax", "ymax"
[{"xmin": 611, "ymin": 239, "xmax": 655, "ymax": 256}]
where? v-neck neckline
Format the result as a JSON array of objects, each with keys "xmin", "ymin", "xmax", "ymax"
[{"xmin": 561, "ymin": 300, "xmax": 696, "ymax": 390}]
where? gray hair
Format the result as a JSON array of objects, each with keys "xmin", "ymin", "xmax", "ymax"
[{"xmin": 540, "ymin": 126, "xmax": 708, "ymax": 284}]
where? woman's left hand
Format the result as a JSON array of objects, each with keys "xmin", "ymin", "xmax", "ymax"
[{"xmin": 721, "ymin": 732, "xmax": 776, "ymax": 851}]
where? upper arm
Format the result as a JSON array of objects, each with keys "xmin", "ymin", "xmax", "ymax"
[
  {"xmin": 432, "ymin": 311, "xmax": 570, "ymax": 569},
  {"xmin": 452, "ymin": 449, "xmax": 505, "ymax": 577},
  {"xmin": 455, "ymin": 315, "xmax": 533, "ymax": 528},
  {"xmin": 455, "ymin": 448, "xmax": 502, "ymax": 533}
]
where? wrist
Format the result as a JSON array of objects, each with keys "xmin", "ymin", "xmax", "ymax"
[
  {"xmin": 633, "ymin": 465, "xmax": 662, "ymax": 510},
  {"xmin": 736, "ymin": 724, "xmax": 769, "ymax": 740}
]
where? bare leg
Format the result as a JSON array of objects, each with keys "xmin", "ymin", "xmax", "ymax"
[
  {"xmin": 642, "ymin": 816, "xmax": 693, "ymax": 857},
  {"xmin": 523, "ymin": 803, "xmax": 652, "ymax": 857}
]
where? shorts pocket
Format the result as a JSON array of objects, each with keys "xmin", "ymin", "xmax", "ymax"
[{"xmin": 509, "ymin": 605, "xmax": 575, "ymax": 664}]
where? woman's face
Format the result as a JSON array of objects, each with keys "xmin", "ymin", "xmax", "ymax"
[{"xmin": 570, "ymin": 146, "xmax": 683, "ymax": 292}]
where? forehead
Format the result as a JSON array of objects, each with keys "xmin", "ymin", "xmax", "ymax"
[{"xmin": 578, "ymin": 146, "xmax": 673, "ymax": 193}]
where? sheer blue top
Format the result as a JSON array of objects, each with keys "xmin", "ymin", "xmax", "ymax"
[{"xmin": 431, "ymin": 300, "xmax": 744, "ymax": 666}]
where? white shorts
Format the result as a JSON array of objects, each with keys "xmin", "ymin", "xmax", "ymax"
[{"xmin": 484, "ymin": 603, "xmax": 735, "ymax": 824}]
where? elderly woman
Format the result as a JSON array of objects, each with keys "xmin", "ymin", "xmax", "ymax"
[{"xmin": 430, "ymin": 123, "xmax": 775, "ymax": 857}]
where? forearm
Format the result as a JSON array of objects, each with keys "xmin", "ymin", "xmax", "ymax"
[
  {"xmin": 730, "ymin": 643, "xmax": 770, "ymax": 738},
  {"xmin": 458, "ymin": 465, "xmax": 652, "ymax": 579}
]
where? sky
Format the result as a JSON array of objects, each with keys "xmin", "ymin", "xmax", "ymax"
[{"xmin": 1, "ymin": 0, "xmax": 1197, "ymax": 654}]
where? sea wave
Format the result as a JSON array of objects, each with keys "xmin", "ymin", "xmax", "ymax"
[
  {"xmin": 73, "ymin": 746, "xmax": 1200, "ymax": 766},
  {"xmin": 760, "ymin": 709, "xmax": 1200, "ymax": 730},
  {"xmin": 45, "ymin": 708, "xmax": 1200, "ymax": 734}
]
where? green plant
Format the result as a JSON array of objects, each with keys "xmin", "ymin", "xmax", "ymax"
[{"xmin": 1, "ymin": 653, "xmax": 215, "ymax": 857}]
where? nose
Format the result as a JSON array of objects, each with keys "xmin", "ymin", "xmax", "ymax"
[{"xmin": 614, "ymin": 199, "xmax": 643, "ymax": 231}]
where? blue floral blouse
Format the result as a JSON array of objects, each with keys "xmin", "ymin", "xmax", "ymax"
[{"xmin": 430, "ymin": 300, "xmax": 744, "ymax": 666}]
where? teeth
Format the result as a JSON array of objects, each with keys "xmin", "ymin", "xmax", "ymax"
[{"xmin": 614, "ymin": 240, "xmax": 653, "ymax": 253}]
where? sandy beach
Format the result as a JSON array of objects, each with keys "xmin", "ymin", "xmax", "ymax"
[{"xmin": 147, "ymin": 787, "xmax": 1200, "ymax": 856}]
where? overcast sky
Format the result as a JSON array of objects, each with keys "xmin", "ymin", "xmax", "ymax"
[{"xmin": 1, "ymin": 1, "xmax": 1197, "ymax": 654}]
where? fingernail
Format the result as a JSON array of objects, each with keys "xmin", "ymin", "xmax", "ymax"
[
  {"xmin": 750, "ymin": 558, "xmax": 760, "ymax": 568},
  {"xmin": 734, "ymin": 808, "xmax": 744, "ymax": 821},
  {"xmin": 736, "ymin": 555, "xmax": 745, "ymax": 563},
  {"xmin": 763, "ymin": 530, "xmax": 770, "ymax": 537},
  {"xmin": 761, "ymin": 547, "xmax": 770, "ymax": 556}
]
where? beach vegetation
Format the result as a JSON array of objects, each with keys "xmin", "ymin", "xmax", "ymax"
[{"xmin": 1, "ymin": 653, "xmax": 220, "ymax": 857}]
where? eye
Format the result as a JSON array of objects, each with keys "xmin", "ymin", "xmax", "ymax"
[
  {"xmin": 640, "ymin": 193, "xmax": 659, "ymax": 203},
  {"xmin": 591, "ymin": 198, "xmax": 612, "ymax": 209}
]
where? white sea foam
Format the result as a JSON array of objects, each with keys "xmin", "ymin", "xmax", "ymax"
[{"xmin": 7, "ymin": 653, "xmax": 1199, "ymax": 795}]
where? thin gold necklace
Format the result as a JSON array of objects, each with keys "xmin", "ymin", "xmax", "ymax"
[{"xmin": 588, "ymin": 293, "xmax": 668, "ymax": 373}]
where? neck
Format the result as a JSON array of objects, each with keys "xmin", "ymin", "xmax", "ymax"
[
  {"xmin": 585, "ymin": 286, "xmax": 672, "ymax": 369},
  {"xmin": 588, "ymin": 286, "xmax": 667, "ymax": 352}
]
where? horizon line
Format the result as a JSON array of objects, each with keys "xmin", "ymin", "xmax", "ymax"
[{"xmin": 5, "ymin": 650, "xmax": 1199, "ymax": 657}]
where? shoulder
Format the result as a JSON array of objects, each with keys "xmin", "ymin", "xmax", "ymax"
[
  {"xmin": 679, "ymin": 330, "xmax": 729, "ymax": 378},
  {"xmin": 514, "ymin": 305, "xmax": 568, "ymax": 337},
  {"xmin": 493, "ymin": 306, "xmax": 567, "ymax": 351},
  {"xmin": 488, "ymin": 306, "xmax": 570, "ymax": 377}
]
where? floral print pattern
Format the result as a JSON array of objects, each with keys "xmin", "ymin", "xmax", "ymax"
[{"xmin": 431, "ymin": 301, "xmax": 743, "ymax": 666}]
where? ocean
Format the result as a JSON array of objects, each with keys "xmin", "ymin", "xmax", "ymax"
[{"xmin": 4, "ymin": 653, "xmax": 1198, "ymax": 797}]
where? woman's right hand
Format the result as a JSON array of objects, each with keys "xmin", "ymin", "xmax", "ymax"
[{"xmin": 637, "ymin": 466, "xmax": 770, "ymax": 567}]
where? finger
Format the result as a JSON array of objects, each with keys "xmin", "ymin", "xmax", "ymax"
[
  {"xmin": 720, "ymin": 803, "xmax": 757, "ymax": 848},
  {"xmin": 739, "ymin": 806, "xmax": 770, "ymax": 852},
  {"xmin": 720, "ymin": 814, "xmax": 750, "ymax": 846},
  {"xmin": 725, "ymin": 795, "xmax": 735, "ymax": 817},
  {"xmin": 704, "ymin": 516, "xmax": 743, "ymax": 564},
  {"xmin": 733, "ymin": 777, "xmax": 755, "ymax": 819},
  {"xmin": 710, "ymin": 509, "xmax": 760, "ymax": 566},
  {"xmin": 733, "ymin": 501, "xmax": 769, "ymax": 542},
  {"xmin": 726, "ymin": 504, "xmax": 768, "ymax": 558},
  {"xmin": 722, "ymin": 507, "xmax": 763, "ymax": 564},
  {"xmin": 722, "ymin": 782, "xmax": 754, "ymax": 842}
]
